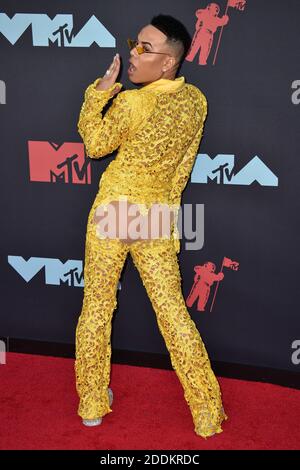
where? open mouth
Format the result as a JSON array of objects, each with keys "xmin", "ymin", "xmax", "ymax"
[{"xmin": 128, "ymin": 63, "xmax": 137, "ymax": 74}]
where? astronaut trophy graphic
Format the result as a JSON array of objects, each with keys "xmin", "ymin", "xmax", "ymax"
[
  {"xmin": 186, "ymin": 257, "xmax": 239, "ymax": 312},
  {"xmin": 186, "ymin": 262, "xmax": 224, "ymax": 311},
  {"xmin": 185, "ymin": 0, "xmax": 246, "ymax": 65}
]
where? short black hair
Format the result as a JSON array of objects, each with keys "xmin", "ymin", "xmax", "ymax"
[{"xmin": 150, "ymin": 14, "xmax": 191, "ymax": 70}]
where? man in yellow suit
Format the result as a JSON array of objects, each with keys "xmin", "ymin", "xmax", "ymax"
[{"xmin": 75, "ymin": 14, "xmax": 227, "ymax": 438}]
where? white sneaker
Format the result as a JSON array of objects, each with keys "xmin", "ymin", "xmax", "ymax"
[
  {"xmin": 82, "ymin": 417, "xmax": 102, "ymax": 426},
  {"xmin": 82, "ymin": 388, "xmax": 114, "ymax": 427}
]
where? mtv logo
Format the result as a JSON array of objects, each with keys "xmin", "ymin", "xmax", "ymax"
[
  {"xmin": 8, "ymin": 255, "xmax": 122, "ymax": 290},
  {"xmin": 28, "ymin": 141, "xmax": 91, "ymax": 184},
  {"xmin": 8, "ymin": 256, "xmax": 84, "ymax": 287},
  {"xmin": 0, "ymin": 13, "xmax": 116, "ymax": 47},
  {"xmin": 191, "ymin": 154, "xmax": 278, "ymax": 186}
]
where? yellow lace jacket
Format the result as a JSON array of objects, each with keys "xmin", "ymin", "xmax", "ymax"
[{"xmin": 77, "ymin": 75, "xmax": 207, "ymax": 253}]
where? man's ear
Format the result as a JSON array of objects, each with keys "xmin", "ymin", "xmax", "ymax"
[{"xmin": 166, "ymin": 56, "xmax": 177, "ymax": 72}]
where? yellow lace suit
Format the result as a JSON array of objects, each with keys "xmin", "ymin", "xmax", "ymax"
[{"xmin": 74, "ymin": 74, "xmax": 228, "ymax": 438}]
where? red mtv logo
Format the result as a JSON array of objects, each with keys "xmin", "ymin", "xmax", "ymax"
[{"xmin": 28, "ymin": 141, "xmax": 91, "ymax": 184}]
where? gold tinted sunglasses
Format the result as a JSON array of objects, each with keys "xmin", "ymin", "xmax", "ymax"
[{"xmin": 127, "ymin": 38, "xmax": 172, "ymax": 56}]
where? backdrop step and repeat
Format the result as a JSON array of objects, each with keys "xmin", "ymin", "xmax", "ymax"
[{"xmin": 1, "ymin": 1, "xmax": 299, "ymax": 384}]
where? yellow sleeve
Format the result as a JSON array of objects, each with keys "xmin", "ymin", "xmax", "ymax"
[
  {"xmin": 77, "ymin": 77, "xmax": 132, "ymax": 158},
  {"xmin": 168, "ymin": 95, "xmax": 207, "ymax": 254},
  {"xmin": 169, "ymin": 96, "xmax": 207, "ymax": 208}
]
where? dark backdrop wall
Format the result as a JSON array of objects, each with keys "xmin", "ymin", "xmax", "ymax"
[{"xmin": 1, "ymin": 0, "xmax": 299, "ymax": 379}]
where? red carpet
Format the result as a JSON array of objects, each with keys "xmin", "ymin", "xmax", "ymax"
[{"xmin": 0, "ymin": 352, "xmax": 299, "ymax": 450}]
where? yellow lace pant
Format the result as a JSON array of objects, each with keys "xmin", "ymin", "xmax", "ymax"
[{"xmin": 74, "ymin": 218, "xmax": 228, "ymax": 438}]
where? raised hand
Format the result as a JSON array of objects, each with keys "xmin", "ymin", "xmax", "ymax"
[{"xmin": 95, "ymin": 53, "xmax": 122, "ymax": 97}]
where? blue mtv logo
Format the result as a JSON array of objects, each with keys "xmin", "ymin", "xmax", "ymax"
[
  {"xmin": 8, "ymin": 256, "xmax": 84, "ymax": 286},
  {"xmin": 0, "ymin": 13, "xmax": 116, "ymax": 47},
  {"xmin": 7, "ymin": 256, "xmax": 122, "ymax": 289},
  {"xmin": 191, "ymin": 154, "xmax": 278, "ymax": 186}
]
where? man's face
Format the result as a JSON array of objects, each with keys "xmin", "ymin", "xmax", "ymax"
[{"xmin": 128, "ymin": 24, "xmax": 175, "ymax": 85}]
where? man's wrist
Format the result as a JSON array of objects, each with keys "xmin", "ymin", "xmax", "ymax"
[{"xmin": 94, "ymin": 77, "xmax": 123, "ymax": 93}]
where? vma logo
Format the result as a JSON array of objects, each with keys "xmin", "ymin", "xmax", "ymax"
[
  {"xmin": 0, "ymin": 13, "xmax": 116, "ymax": 47},
  {"xmin": 28, "ymin": 141, "xmax": 91, "ymax": 184},
  {"xmin": 191, "ymin": 154, "xmax": 278, "ymax": 186},
  {"xmin": 8, "ymin": 256, "xmax": 122, "ymax": 290},
  {"xmin": 8, "ymin": 256, "xmax": 84, "ymax": 287}
]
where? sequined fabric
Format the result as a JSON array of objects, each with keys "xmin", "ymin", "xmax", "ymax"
[
  {"xmin": 77, "ymin": 75, "xmax": 208, "ymax": 253},
  {"xmin": 75, "ymin": 75, "xmax": 228, "ymax": 438}
]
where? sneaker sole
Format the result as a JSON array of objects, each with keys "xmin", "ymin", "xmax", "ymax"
[{"xmin": 82, "ymin": 388, "xmax": 113, "ymax": 427}]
